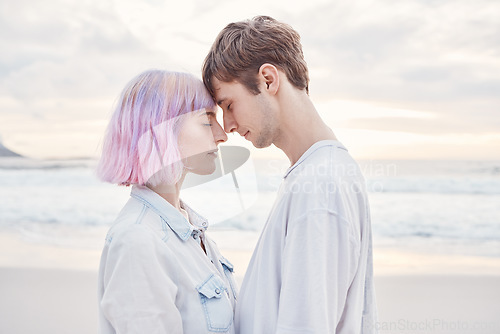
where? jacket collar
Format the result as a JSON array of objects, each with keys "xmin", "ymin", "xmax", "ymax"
[{"xmin": 130, "ymin": 185, "xmax": 208, "ymax": 241}]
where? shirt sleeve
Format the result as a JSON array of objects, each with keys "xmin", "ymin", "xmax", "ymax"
[
  {"xmin": 276, "ymin": 209, "xmax": 359, "ymax": 334},
  {"xmin": 99, "ymin": 224, "xmax": 183, "ymax": 334}
]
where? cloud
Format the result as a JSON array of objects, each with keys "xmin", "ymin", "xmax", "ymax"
[
  {"xmin": 291, "ymin": 0, "xmax": 500, "ymax": 117},
  {"xmin": 0, "ymin": 0, "xmax": 498, "ymax": 158},
  {"xmin": 317, "ymin": 98, "xmax": 500, "ymax": 136},
  {"xmin": 0, "ymin": 0, "xmax": 178, "ymax": 108},
  {"xmin": 342, "ymin": 116, "xmax": 500, "ymax": 135}
]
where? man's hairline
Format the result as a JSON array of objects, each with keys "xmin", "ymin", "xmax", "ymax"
[{"xmin": 208, "ymin": 74, "xmax": 262, "ymax": 106}]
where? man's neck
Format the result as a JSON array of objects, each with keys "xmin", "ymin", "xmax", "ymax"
[{"xmin": 273, "ymin": 95, "xmax": 337, "ymax": 166}]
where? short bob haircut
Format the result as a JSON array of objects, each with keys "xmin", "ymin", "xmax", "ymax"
[
  {"xmin": 202, "ymin": 15, "xmax": 309, "ymax": 97},
  {"xmin": 96, "ymin": 70, "xmax": 216, "ymax": 186}
]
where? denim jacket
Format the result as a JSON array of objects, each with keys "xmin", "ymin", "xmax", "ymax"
[{"xmin": 98, "ymin": 185, "xmax": 237, "ymax": 334}]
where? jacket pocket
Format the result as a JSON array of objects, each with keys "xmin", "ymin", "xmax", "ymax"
[
  {"xmin": 219, "ymin": 256, "xmax": 238, "ymax": 300},
  {"xmin": 196, "ymin": 274, "xmax": 233, "ymax": 332}
]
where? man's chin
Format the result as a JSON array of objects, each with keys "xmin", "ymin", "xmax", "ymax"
[
  {"xmin": 253, "ymin": 139, "xmax": 273, "ymax": 149},
  {"xmin": 250, "ymin": 131, "xmax": 275, "ymax": 149}
]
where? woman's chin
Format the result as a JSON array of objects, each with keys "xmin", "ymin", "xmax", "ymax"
[{"xmin": 189, "ymin": 162, "xmax": 217, "ymax": 176}]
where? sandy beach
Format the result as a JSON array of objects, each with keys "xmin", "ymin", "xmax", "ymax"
[{"xmin": 1, "ymin": 231, "xmax": 499, "ymax": 334}]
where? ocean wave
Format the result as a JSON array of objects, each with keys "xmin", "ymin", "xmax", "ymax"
[
  {"xmin": 0, "ymin": 157, "xmax": 96, "ymax": 170},
  {"xmin": 367, "ymin": 177, "xmax": 500, "ymax": 195},
  {"xmin": 1, "ymin": 161, "xmax": 500, "ymax": 257}
]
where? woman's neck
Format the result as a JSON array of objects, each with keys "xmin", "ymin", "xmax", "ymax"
[{"xmin": 146, "ymin": 172, "xmax": 186, "ymax": 211}]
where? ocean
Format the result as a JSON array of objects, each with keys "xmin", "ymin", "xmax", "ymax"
[{"xmin": 0, "ymin": 156, "xmax": 499, "ymax": 258}]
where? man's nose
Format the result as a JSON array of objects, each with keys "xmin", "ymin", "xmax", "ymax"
[{"xmin": 223, "ymin": 113, "xmax": 237, "ymax": 134}]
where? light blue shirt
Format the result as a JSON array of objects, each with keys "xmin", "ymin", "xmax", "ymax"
[{"xmin": 98, "ymin": 185, "xmax": 237, "ymax": 334}]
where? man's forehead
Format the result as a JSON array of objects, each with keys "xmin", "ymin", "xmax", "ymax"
[
  {"xmin": 211, "ymin": 78, "xmax": 238, "ymax": 105},
  {"xmin": 210, "ymin": 76, "xmax": 223, "ymax": 91},
  {"xmin": 212, "ymin": 79, "xmax": 226, "ymax": 106}
]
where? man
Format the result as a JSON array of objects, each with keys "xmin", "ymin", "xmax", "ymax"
[{"xmin": 202, "ymin": 16, "xmax": 377, "ymax": 334}]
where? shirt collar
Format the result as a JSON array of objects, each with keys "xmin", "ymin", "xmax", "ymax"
[
  {"xmin": 181, "ymin": 200, "xmax": 209, "ymax": 232},
  {"xmin": 130, "ymin": 185, "xmax": 208, "ymax": 241},
  {"xmin": 284, "ymin": 140, "xmax": 347, "ymax": 179}
]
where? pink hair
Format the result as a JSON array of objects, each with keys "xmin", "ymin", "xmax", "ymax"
[{"xmin": 96, "ymin": 70, "xmax": 216, "ymax": 186}]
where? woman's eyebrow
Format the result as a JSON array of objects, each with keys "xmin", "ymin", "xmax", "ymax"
[{"xmin": 196, "ymin": 110, "xmax": 216, "ymax": 117}]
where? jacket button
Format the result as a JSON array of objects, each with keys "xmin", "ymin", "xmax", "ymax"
[{"xmin": 215, "ymin": 288, "xmax": 221, "ymax": 295}]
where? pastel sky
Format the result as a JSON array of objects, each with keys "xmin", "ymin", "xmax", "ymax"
[{"xmin": 0, "ymin": 0, "xmax": 499, "ymax": 160}]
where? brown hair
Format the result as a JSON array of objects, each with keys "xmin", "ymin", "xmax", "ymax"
[{"xmin": 202, "ymin": 15, "xmax": 309, "ymax": 97}]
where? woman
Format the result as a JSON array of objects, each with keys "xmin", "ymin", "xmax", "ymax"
[{"xmin": 96, "ymin": 70, "xmax": 237, "ymax": 334}]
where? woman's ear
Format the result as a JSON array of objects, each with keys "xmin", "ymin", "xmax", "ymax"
[{"xmin": 258, "ymin": 63, "xmax": 279, "ymax": 95}]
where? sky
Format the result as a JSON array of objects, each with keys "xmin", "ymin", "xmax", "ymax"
[{"xmin": 0, "ymin": 0, "xmax": 499, "ymax": 160}]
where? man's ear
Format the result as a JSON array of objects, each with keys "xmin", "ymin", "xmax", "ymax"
[{"xmin": 258, "ymin": 63, "xmax": 279, "ymax": 95}]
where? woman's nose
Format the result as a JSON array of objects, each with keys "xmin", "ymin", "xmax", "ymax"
[{"xmin": 213, "ymin": 121, "xmax": 228, "ymax": 144}]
